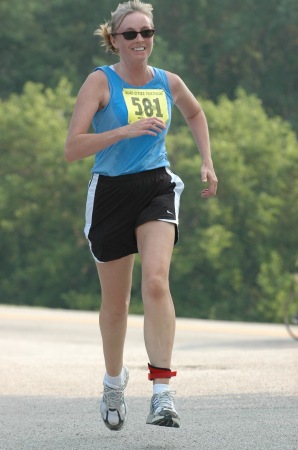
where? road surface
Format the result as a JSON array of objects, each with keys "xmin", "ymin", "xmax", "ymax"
[{"xmin": 0, "ymin": 305, "xmax": 297, "ymax": 449}]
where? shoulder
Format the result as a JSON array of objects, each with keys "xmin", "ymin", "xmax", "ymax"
[
  {"xmin": 163, "ymin": 71, "xmax": 188, "ymax": 103},
  {"xmin": 164, "ymin": 71, "xmax": 182, "ymax": 87},
  {"xmin": 78, "ymin": 68, "xmax": 110, "ymax": 108},
  {"xmin": 163, "ymin": 70, "xmax": 202, "ymax": 117},
  {"xmin": 84, "ymin": 69, "xmax": 109, "ymax": 91}
]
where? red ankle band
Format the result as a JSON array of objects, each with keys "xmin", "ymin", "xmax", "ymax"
[{"xmin": 148, "ymin": 363, "xmax": 177, "ymax": 380}]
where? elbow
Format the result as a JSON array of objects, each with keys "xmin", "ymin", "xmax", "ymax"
[
  {"xmin": 64, "ymin": 141, "xmax": 75, "ymax": 163},
  {"xmin": 64, "ymin": 148, "xmax": 72, "ymax": 163}
]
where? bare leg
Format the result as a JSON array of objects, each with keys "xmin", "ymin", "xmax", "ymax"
[
  {"xmin": 136, "ymin": 221, "xmax": 176, "ymax": 384},
  {"xmin": 96, "ymin": 255, "xmax": 135, "ymax": 376}
]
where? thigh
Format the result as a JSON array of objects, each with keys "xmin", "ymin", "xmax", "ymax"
[
  {"xmin": 135, "ymin": 168, "xmax": 184, "ymax": 246},
  {"xmin": 136, "ymin": 221, "xmax": 175, "ymax": 277},
  {"xmin": 96, "ymin": 255, "xmax": 135, "ymax": 305}
]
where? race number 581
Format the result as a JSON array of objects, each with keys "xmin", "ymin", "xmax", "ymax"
[{"xmin": 123, "ymin": 88, "xmax": 169, "ymax": 124}]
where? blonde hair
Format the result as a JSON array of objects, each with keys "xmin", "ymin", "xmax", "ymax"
[{"xmin": 94, "ymin": 1, "xmax": 154, "ymax": 54}]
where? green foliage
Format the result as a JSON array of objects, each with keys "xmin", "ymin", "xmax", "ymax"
[
  {"xmin": 0, "ymin": 79, "xmax": 298, "ymax": 321},
  {"xmin": 1, "ymin": 0, "xmax": 298, "ymax": 321},
  {"xmin": 0, "ymin": 80, "xmax": 99, "ymax": 308},
  {"xmin": 1, "ymin": 84, "xmax": 297, "ymax": 321},
  {"xmin": 1, "ymin": 0, "xmax": 297, "ymax": 131},
  {"xmin": 165, "ymin": 90, "xmax": 298, "ymax": 321}
]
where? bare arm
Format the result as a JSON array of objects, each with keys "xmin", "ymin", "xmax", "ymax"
[
  {"xmin": 64, "ymin": 70, "xmax": 166, "ymax": 162},
  {"xmin": 166, "ymin": 72, "xmax": 218, "ymax": 197}
]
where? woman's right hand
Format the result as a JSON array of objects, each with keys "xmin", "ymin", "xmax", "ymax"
[{"xmin": 122, "ymin": 117, "xmax": 166, "ymax": 138}]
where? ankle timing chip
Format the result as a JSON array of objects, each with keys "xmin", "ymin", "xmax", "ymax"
[{"xmin": 148, "ymin": 363, "xmax": 177, "ymax": 380}]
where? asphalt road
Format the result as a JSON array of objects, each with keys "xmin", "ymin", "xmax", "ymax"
[{"xmin": 0, "ymin": 305, "xmax": 297, "ymax": 450}]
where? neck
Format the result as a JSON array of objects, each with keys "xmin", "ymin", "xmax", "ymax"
[{"xmin": 114, "ymin": 61, "xmax": 153, "ymax": 86}]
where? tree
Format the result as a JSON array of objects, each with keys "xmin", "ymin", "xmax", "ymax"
[
  {"xmin": 1, "ymin": 83, "xmax": 297, "ymax": 322},
  {"xmin": 0, "ymin": 80, "xmax": 100, "ymax": 309},
  {"xmin": 1, "ymin": 0, "xmax": 297, "ymax": 132},
  {"xmin": 153, "ymin": 0, "xmax": 298, "ymax": 130},
  {"xmin": 165, "ymin": 89, "xmax": 298, "ymax": 321}
]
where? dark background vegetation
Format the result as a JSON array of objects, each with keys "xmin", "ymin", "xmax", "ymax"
[{"xmin": 1, "ymin": 0, "xmax": 297, "ymax": 321}]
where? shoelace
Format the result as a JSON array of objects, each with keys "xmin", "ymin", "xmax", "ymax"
[
  {"xmin": 103, "ymin": 386, "xmax": 125, "ymax": 409},
  {"xmin": 153, "ymin": 391, "xmax": 176, "ymax": 410}
]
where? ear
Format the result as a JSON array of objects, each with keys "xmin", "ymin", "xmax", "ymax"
[{"xmin": 110, "ymin": 35, "xmax": 118, "ymax": 50}]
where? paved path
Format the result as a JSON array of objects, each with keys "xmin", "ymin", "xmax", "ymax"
[{"xmin": 0, "ymin": 305, "xmax": 297, "ymax": 449}]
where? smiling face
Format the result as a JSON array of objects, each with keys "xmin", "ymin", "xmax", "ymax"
[{"xmin": 110, "ymin": 11, "xmax": 154, "ymax": 62}]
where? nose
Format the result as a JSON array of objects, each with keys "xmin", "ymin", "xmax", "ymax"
[{"xmin": 134, "ymin": 32, "xmax": 144, "ymax": 40}]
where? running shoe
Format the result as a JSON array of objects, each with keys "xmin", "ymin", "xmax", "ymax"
[
  {"xmin": 146, "ymin": 390, "xmax": 180, "ymax": 428},
  {"xmin": 100, "ymin": 366, "xmax": 129, "ymax": 431}
]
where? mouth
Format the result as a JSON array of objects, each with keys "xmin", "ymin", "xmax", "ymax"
[{"xmin": 132, "ymin": 47, "xmax": 145, "ymax": 51}]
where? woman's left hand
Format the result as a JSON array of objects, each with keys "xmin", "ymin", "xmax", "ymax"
[{"xmin": 201, "ymin": 162, "xmax": 218, "ymax": 198}]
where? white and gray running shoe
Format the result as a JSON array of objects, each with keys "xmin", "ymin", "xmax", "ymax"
[
  {"xmin": 146, "ymin": 390, "xmax": 180, "ymax": 428},
  {"xmin": 100, "ymin": 367, "xmax": 129, "ymax": 431}
]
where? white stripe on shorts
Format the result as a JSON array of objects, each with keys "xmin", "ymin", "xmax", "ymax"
[
  {"xmin": 157, "ymin": 168, "xmax": 184, "ymax": 225},
  {"xmin": 84, "ymin": 173, "xmax": 101, "ymax": 263}
]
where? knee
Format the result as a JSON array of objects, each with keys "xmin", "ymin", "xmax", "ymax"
[
  {"xmin": 101, "ymin": 295, "xmax": 130, "ymax": 318},
  {"xmin": 142, "ymin": 273, "xmax": 169, "ymax": 302}
]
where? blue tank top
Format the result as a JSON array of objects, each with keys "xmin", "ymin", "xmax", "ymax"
[{"xmin": 91, "ymin": 65, "xmax": 173, "ymax": 176}]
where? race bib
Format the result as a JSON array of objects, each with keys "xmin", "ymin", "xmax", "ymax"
[{"xmin": 122, "ymin": 88, "xmax": 169, "ymax": 124}]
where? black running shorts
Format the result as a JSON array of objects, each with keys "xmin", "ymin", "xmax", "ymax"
[{"xmin": 84, "ymin": 167, "xmax": 184, "ymax": 263}]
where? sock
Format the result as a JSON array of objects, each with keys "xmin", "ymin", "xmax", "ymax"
[
  {"xmin": 104, "ymin": 367, "xmax": 125, "ymax": 389},
  {"xmin": 153, "ymin": 383, "xmax": 170, "ymax": 395}
]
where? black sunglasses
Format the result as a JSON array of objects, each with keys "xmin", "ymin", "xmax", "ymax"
[{"xmin": 112, "ymin": 29, "xmax": 155, "ymax": 40}]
